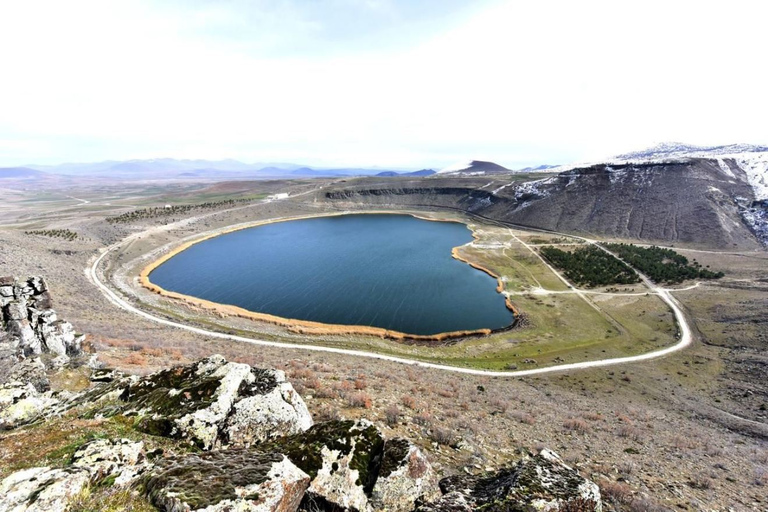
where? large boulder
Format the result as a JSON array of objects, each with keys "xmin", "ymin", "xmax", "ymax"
[
  {"xmin": 370, "ymin": 439, "xmax": 439, "ymax": 512},
  {"xmin": 71, "ymin": 438, "xmax": 147, "ymax": 486},
  {"xmin": 0, "ymin": 438, "xmax": 147, "ymax": 511},
  {"xmin": 0, "ymin": 381, "xmax": 61, "ymax": 429},
  {"xmin": 81, "ymin": 355, "xmax": 312, "ymax": 450},
  {"xmin": 259, "ymin": 419, "xmax": 385, "ymax": 512},
  {"xmin": 0, "ymin": 466, "xmax": 91, "ymax": 512},
  {"xmin": 143, "ymin": 449, "xmax": 310, "ymax": 512},
  {"xmin": 416, "ymin": 449, "xmax": 602, "ymax": 512}
]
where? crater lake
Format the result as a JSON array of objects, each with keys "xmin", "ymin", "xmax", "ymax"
[{"xmin": 147, "ymin": 214, "xmax": 514, "ymax": 336}]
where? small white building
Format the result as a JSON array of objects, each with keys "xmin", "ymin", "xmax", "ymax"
[{"xmin": 268, "ymin": 193, "xmax": 289, "ymax": 201}]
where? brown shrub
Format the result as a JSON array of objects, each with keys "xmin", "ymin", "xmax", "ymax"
[
  {"xmin": 314, "ymin": 384, "xmax": 338, "ymax": 399},
  {"xmin": 508, "ymin": 410, "xmax": 536, "ymax": 425},
  {"xmin": 401, "ymin": 395, "xmax": 417, "ymax": 410},
  {"xmin": 429, "ymin": 425, "xmax": 458, "ymax": 446},
  {"xmin": 384, "ymin": 405, "xmax": 400, "ymax": 426},
  {"xmin": 347, "ymin": 391, "xmax": 372, "ymax": 409},
  {"xmin": 599, "ymin": 480, "xmax": 633, "ymax": 505},
  {"xmin": 563, "ymin": 418, "xmax": 590, "ymax": 433},
  {"xmin": 617, "ymin": 424, "xmax": 644, "ymax": 442},
  {"xmin": 122, "ymin": 352, "xmax": 148, "ymax": 366}
]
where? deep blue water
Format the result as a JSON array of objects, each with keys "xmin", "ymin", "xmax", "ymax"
[{"xmin": 149, "ymin": 214, "xmax": 513, "ymax": 336}]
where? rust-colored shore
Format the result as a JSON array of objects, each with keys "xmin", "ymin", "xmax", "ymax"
[{"xmin": 139, "ymin": 212, "xmax": 519, "ymax": 342}]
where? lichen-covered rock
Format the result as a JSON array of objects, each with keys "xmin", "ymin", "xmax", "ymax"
[
  {"xmin": 72, "ymin": 438, "xmax": 147, "ymax": 486},
  {"xmin": 370, "ymin": 439, "xmax": 438, "ymax": 512},
  {"xmin": 223, "ymin": 369, "xmax": 313, "ymax": 447},
  {"xmin": 417, "ymin": 449, "xmax": 601, "ymax": 512},
  {"xmin": 76, "ymin": 355, "xmax": 312, "ymax": 450},
  {"xmin": 0, "ymin": 381, "xmax": 60, "ymax": 429},
  {"xmin": 7, "ymin": 357, "xmax": 49, "ymax": 392},
  {"xmin": 0, "ymin": 466, "xmax": 91, "ymax": 512},
  {"xmin": 258, "ymin": 419, "xmax": 385, "ymax": 512},
  {"xmin": 143, "ymin": 449, "xmax": 310, "ymax": 512}
]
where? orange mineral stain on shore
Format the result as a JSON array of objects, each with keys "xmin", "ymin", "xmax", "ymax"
[{"xmin": 139, "ymin": 212, "xmax": 519, "ymax": 342}]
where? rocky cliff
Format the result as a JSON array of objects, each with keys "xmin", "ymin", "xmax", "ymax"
[
  {"xmin": 0, "ymin": 276, "xmax": 83, "ymax": 362},
  {"xmin": 323, "ymin": 159, "xmax": 766, "ymax": 249},
  {"xmin": 0, "ymin": 277, "xmax": 602, "ymax": 511}
]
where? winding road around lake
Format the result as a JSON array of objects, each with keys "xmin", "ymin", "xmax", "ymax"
[{"xmin": 86, "ymin": 201, "xmax": 694, "ymax": 377}]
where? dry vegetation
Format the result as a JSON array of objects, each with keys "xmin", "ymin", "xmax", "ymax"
[{"xmin": 1, "ymin": 179, "xmax": 767, "ymax": 510}]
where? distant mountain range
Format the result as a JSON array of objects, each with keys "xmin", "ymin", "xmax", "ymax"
[
  {"xmin": 375, "ymin": 169, "xmax": 436, "ymax": 177},
  {"xmin": 0, "ymin": 159, "xmax": 424, "ymax": 181},
  {"xmin": 0, "ymin": 167, "xmax": 47, "ymax": 179}
]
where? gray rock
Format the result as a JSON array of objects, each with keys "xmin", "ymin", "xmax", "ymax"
[
  {"xmin": 143, "ymin": 449, "xmax": 310, "ymax": 512},
  {"xmin": 0, "ymin": 381, "xmax": 60, "ymax": 429},
  {"xmin": 370, "ymin": 439, "xmax": 438, "ymax": 512},
  {"xmin": 416, "ymin": 449, "xmax": 602, "ymax": 512},
  {"xmin": 4, "ymin": 300, "xmax": 27, "ymax": 321},
  {"xmin": 7, "ymin": 357, "xmax": 49, "ymax": 392},
  {"xmin": 29, "ymin": 276, "xmax": 47, "ymax": 293},
  {"xmin": 82, "ymin": 355, "xmax": 312, "ymax": 450},
  {"xmin": 0, "ymin": 466, "xmax": 90, "ymax": 512},
  {"xmin": 258, "ymin": 419, "xmax": 385, "ymax": 512},
  {"xmin": 223, "ymin": 369, "xmax": 313, "ymax": 447},
  {"xmin": 72, "ymin": 438, "xmax": 147, "ymax": 485},
  {"xmin": 0, "ymin": 277, "xmax": 81, "ymax": 360}
]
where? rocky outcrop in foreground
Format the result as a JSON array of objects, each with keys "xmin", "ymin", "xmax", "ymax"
[
  {"xmin": 1, "ymin": 355, "xmax": 602, "ymax": 511},
  {"xmin": 416, "ymin": 449, "xmax": 602, "ymax": 512},
  {"xmin": 0, "ymin": 277, "xmax": 602, "ymax": 511},
  {"xmin": 0, "ymin": 277, "xmax": 87, "ymax": 430}
]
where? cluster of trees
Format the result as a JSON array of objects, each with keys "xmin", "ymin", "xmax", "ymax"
[
  {"xmin": 25, "ymin": 229, "xmax": 78, "ymax": 240},
  {"xmin": 106, "ymin": 199, "xmax": 251, "ymax": 224},
  {"xmin": 539, "ymin": 245, "xmax": 640, "ymax": 287},
  {"xmin": 602, "ymin": 243, "xmax": 724, "ymax": 284}
]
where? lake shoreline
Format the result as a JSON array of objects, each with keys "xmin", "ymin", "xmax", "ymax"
[{"xmin": 139, "ymin": 211, "xmax": 519, "ymax": 342}]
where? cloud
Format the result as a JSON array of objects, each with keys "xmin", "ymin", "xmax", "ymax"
[{"xmin": 0, "ymin": 0, "xmax": 766, "ymax": 167}]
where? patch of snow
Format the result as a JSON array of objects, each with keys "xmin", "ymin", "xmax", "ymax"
[
  {"xmin": 716, "ymin": 159, "xmax": 736, "ymax": 178},
  {"xmin": 492, "ymin": 183, "xmax": 513, "ymax": 194},
  {"xmin": 708, "ymin": 186, "xmax": 722, "ymax": 193},
  {"xmin": 730, "ymin": 153, "xmax": 768, "ymax": 200},
  {"xmin": 514, "ymin": 177, "xmax": 555, "ymax": 201},
  {"xmin": 608, "ymin": 144, "xmax": 768, "ymax": 201}
]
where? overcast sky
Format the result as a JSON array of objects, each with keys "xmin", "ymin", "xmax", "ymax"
[{"xmin": 1, "ymin": 0, "xmax": 766, "ymax": 169}]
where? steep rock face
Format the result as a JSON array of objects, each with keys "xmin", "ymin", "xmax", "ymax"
[
  {"xmin": 416, "ymin": 449, "xmax": 601, "ymax": 512},
  {"xmin": 0, "ymin": 276, "xmax": 83, "ymax": 360},
  {"xmin": 323, "ymin": 160, "xmax": 763, "ymax": 249}
]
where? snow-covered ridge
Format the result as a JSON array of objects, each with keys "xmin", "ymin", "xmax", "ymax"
[
  {"xmin": 609, "ymin": 143, "xmax": 768, "ymax": 201},
  {"xmin": 613, "ymin": 142, "xmax": 768, "ymax": 162}
]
